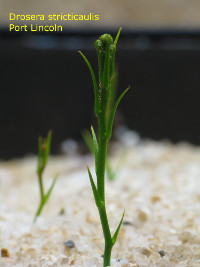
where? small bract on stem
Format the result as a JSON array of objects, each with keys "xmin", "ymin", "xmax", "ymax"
[
  {"xmin": 33, "ymin": 130, "xmax": 58, "ymax": 223},
  {"xmin": 79, "ymin": 28, "xmax": 130, "ymax": 267}
]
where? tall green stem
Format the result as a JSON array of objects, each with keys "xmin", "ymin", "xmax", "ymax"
[
  {"xmin": 99, "ymin": 204, "xmax": 112, "ymax": 267},
  {"xmin": 96, "ymin": 35, "xmax": 113, "ymax": 266},
  {"xmin": 38, "ymin": 172, "xmax": 44, "ymax": 200},
  {"xmin": 97, "ymin": 113, "xmax": 107, "ymax": 201},
  {"xmin": 34, "ymin": 199, "xmax": 45, "ymax": 223},
  {"xmin": 97, "ymin": 113, "xmax": 113, "ymax": 266}
]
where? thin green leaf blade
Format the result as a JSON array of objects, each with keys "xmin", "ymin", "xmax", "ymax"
[
  {"xmin": 110, "ymin": 28, "xmax": 122, "ymax": 77},
  {"xmin": 114, "ymin": 27, "xmax": 122, "ymax": 47},
  {"xmin": 107, "ymin": 86, "xmax": 130, "ymax": 140},
  {"xmin": 79, "ymin": 51, "xmax": 99, "ymax": 116},
  {"xmin": 112, "ymin": 210, "xmax": 125, "ymax": 246},
  {"xmin": 91, "ymin": 126, "xmax": 98, "ymax": 153},
  {"xmin": 87, "ymin": 166, "xmax": 102, "ymax": 207},
  {"xmin": 106, "ymin": 158, "xmax": 115, "ymax": 181},
  {"xmin": 37, "ymin": 136, "xmax": 43, "ymax": 174},
  {"xmin": 91, "ymin": 126, "xmax": 99, "ymax": 171},
  {"xmin": 44, "ymin": 173, "xmax": 58, "ymax": 204},
  {"xmin": 82, "ymin": 129, "xmax": 94, "ymax": 154},
  {"xmin": 44, "ymin": 130, "xmax": 52, "ymax": 166},
  {"xmin": 109, "ymin": 68, "xmax": 118, "ymax": 110}
]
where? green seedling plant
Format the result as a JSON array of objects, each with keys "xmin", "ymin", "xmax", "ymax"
[
  {"xmin": 79, "ymin": 28, "xmax": 130, "ymax": 267},
  {"xmin": 34, "ymin": 131, "xmax": 58, "ymax": 223}
]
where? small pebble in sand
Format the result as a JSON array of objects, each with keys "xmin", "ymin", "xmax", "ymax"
[
  {"xmin": 137, "ymin": 209, "xmax": 149, "ymax": 222},
  {"xmin": 59, "ymin": 207, "xmax": 65, "ymax": 215},
  {"xmin": 159, "ymin": 250, "xmax": 165, "ymax": 257},
  {"xmin": 61, "ymin": 258, "xmax": 69, "ymax": 264},
  {"xmin": 135, "ymin": 247, "xmax": 152, "ymax": 257},
  {"xmin": 122, "ymin": 221, "xmax": 133, "ymax": 226},
  {"xmin": 64, "ymin": 240, "xmax": 75, "ymax": 248},
  {"xmin": 1, "ymin": 248, "xmax": 10, "ymax": 257},
  {"xmin": 151, "ymin": 195, "xmax": 161, "ymax": 203}
]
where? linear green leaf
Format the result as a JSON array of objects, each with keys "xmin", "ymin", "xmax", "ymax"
[
  {"xmin": 87, "ymin": 166, "xmax": 102, "ymax": 208},
  {"xmin": 37, "ymin": 136, "xmax": 43, "ymax": 174},
  {"xmin": 110, "ymin": 45, "xmax": 116, "ymax": 78},
  {"xmin": 79, "ymin": 51, "xmax": 100, "ymax": 116},
  {"xmin": 109, "ymin": 68, "xmax": 118, "ymax": 113},
  {"xmin": 110, "ymin": 28, "xmax": 122, "ymax": 77},
  {"xmin": 112, "ymin": 210, "xmax": 125, "ymax": 246},
  {"xmin": 44, "ymin": 173, "xmax": 58, "ymax": 204},
  {"xmin": 82, "ymin": 129, "xmax": 94, "ymax": 154},
  {"xmin": 91, "ymin": 126, "xmax": 99, "ymax": 171},
  {"xmin": 105, "ymin": 158, "xmax": 115, "ymax": 181},
  {"xmin": 107, "ymin": 87, "xmax": 130, "ymax": 140},
  {"xmin": 44, "ymin": 130, "xmax": 52, "ymax": 166},
  {"xmin": 114, "ymin": 27, "xmax": 122, "ymax": 47}
]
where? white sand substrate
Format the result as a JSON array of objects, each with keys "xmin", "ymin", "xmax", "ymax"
[{"xmin": 1, "ymin": 129, "xmax": 200, "ymax": 266}]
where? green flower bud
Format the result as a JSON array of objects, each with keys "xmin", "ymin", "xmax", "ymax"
[{"xmin": 95, "ymin": 34, "xmax": 115, "ymax": 87}]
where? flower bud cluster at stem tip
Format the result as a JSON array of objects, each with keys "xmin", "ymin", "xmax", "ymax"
[{"xmin": 95, "ymin": 33, "xmax": 116, "ymax": 90}]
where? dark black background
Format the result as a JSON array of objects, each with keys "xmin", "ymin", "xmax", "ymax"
[{"xmin": 1, "ymin": 29, "xmax": 200, "ymax": 159}]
